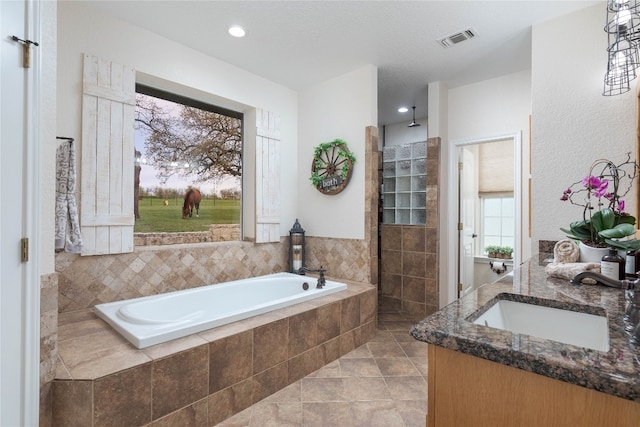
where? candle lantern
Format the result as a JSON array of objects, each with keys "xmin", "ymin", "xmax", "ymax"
[{"xmin": 289, "ymin": 218, "xmax": 305, "ymax": 273}]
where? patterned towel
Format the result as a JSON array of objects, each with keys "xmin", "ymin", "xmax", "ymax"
[
  {"xmin": 55, "ymin": 140, "xmax": 82, "ymax": 253},
  {"xmin": 545, "ymin": 262, "xmax": 600, "ymax": 281}
]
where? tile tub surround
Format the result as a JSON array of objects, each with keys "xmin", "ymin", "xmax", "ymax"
[
  {"xmin": 53, "ymin": 281, "xmax": 377, "ymax": 426},
  {"xmin": 55, "ymin": 237, "xmax": 373, "ymax": 313},
  {"xmin": 410, "ymin": 254, "xmax": 640, "ymax": 403}
]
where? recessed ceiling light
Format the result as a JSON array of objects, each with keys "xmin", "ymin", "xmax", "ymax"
[
  {"xmin": 398, "ymin": 107, "xmax": 409, "ymax": 113},
  {"xmin": 228, "ymin": 26, "xmax": 246, "ymax": 38}
]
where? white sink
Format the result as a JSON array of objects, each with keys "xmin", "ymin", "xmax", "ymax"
[{"xmin": 472, "ymin": 299, "xmax": 609, "ymax": 352}]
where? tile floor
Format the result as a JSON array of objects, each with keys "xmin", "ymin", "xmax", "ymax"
[{"xmin": 217, "ymin": 314, "xmax": 428, "ymax": 427}]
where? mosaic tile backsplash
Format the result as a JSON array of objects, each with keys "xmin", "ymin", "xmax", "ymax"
[{"xmin": 55, "ymin": 237, "xmax": 371, "ymax": 313}]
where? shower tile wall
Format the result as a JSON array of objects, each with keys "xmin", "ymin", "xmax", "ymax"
[{"xmin": 379, "ymin": 138, "xmax": 440, "ymax": 320}]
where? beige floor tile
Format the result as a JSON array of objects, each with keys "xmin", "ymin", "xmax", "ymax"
[
  {"xmin": 394, "ymin": 399, "xmax": 428, "ymax": 427},
  {"xmin": 261, "ymin": 381, "xmax": 301, "ymax": 403},
  {"xmin": 367, "ymin": 341, "xmax": 406, "ymax": 358},
  {"xmin": 410, "ymin": 356, "xmax": 428, "ymax": 377},
  {"xmin": 379, "ymin": 320, "xmax": 416, "ymax": 331},
  {"xmin": 350, "ymin": 400, "xmax": 406, "ymax": 427},
  {"xmin": 306, "ymin": 360, "xmax": 341, "ymax": 378},
  {"xmin": 217, "ymin": 407, "xmax": 252, "ymax": 426},
  {"xmin": 399, "ymin": 341, "xmax": 428, "ymax": 358},
  {"xmin": 343, "ymin": 377, "xmax": 391, "ymax": 401},
  {"xmin": 384, "ymin": 376, "xmax": 427, "ymax": 401},
  {"xmin": 376, "ymin": 357, "xmax": 420, "ymax": 377},
  {"xmin": 341, "ymin": 344, "xmax": 373, "ymax": 358},
  {"xmin": 391, "ymin": 330, "xmax": 416, "ymax": 342},
  {"xmin": 301, "ymin": 377, "xmax": 346, "ymax": 402},
  {"xmin": 214, "ymin": 316, "xmax": 429, "ymax": 426},
  {"xmin": 250, "ymin": 402, "xmax": 302, "ymax": 426},
  {"xmin": 339, "ymin": 358, "xmax": 382, "ymax": 377},
  {"xmin": 302, "ymin": 402, "xmax": 352, "ymax": 426},
  {"xmin": 369, "ymin": 330, "xmax": 396, "ymax": 342}
]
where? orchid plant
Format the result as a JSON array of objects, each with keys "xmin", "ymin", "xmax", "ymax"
[{"xmin": 560, "ymin": 154, "xmax": 640, "ymax": 251}]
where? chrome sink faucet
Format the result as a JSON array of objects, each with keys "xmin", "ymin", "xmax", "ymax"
[
  {"xmin": 296, "ymin": 266, "xmax": 326, "ymax": 289},
  {"xmin": 570, "ymin": 271, "xmax": 639, "ymax": 289},
  {"xmin": 571, "ymin": 272, "xmax": 640, "ymax": 347}
]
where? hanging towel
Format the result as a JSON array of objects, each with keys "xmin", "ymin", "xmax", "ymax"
[
  {"xmin": 55, "ymin": 140, "xmax": 82, "ymax": 252},
  {"xmin": 553, "ymin": 239, "xmax": 580, "ymax": 263}
]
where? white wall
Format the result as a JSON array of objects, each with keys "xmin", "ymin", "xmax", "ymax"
[
  {"xmin": 436, "ymin": 70, "xmax": 531, "ymax": 305},
  {"xmin": 531, "ymin": 3, "xmax": 637, "ymax": 251},
  {"xmin": 40, "ymin": 1, "xmax": 57, "ymax": 273},
  {"xmin": 448, "ymin": 70, "xmax": 531, "ymax": 261},
  {"xmin": 448, "ymin": 69, "xmax": 532, "ymax": 142},
  {"xmin": 383, "ymin": 118, "xmax": 428, "ymax": 148},
  {"xmin": 57, "ymin": 2, "xmax": 378, "ymax": 241},
  {"xmin": 297, "ymin": 65, "xmax": 378, "ymax": 239},
  {"xmin": 57, "ymin": 1, "xmax": 299, "ymax": 236}
]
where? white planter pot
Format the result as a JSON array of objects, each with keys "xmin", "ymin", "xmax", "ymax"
[{"xmin": 578, "ymin": 242, "xmax": 611, "ymax": 263}]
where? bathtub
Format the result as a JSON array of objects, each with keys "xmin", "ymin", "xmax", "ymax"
[{"xmin": 94, "ymin": 272, "xmax": 348, "ymax": 349}]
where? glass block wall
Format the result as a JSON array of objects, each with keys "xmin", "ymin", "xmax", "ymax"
[{"xmin": 382, "ymin": 141, "xmax": 427, "ymax": 225}]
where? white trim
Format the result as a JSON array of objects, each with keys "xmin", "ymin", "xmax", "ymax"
[
  {"xmin": 446, "ymin": 132, "xmax": 522, "ymax": 305},
  {"xmin": 23, "ymin": 0, "xmax": 41, "ymax": 424}
]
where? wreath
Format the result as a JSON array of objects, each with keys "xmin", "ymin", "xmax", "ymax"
[{"xmin": 309, "ymin": 138, "xmax": 356, "ymax": 195}]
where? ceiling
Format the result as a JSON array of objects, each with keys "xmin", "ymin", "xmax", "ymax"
[{"xmin": 83, "ymin": 0, "xmax": 601, "ymax": 126}]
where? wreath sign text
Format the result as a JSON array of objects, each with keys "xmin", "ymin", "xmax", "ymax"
[{"xmin": 309, "ymin": 139, "xmax": 356, "ymax": 195}]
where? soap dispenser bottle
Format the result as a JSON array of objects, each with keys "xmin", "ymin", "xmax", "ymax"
[
  {"xmin": 602, "ymin": 247, "xmax": 625, "ymax": 280},
  {"xmin": 626, "ymin": 249, "xmax": 640, "ymax": 278}
]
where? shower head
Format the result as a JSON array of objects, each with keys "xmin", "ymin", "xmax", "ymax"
[{"xmin": 408, "ymin": 106, "xmax": 421, "ymax": 127}]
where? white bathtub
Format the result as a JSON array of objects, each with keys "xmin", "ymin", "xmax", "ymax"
[{"xmin": 94, "ymin": 272, "xmax": 347, "ymax": 349}]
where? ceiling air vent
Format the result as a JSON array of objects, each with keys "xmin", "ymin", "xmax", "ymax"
[{"xmin": 437, "ymin": 27, "xmax": 477, "ymax": 48}]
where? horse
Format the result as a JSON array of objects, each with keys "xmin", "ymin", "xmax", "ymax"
[{"xmin": 182, "ymin": 188, "xmax": 201, "ymax": 219}]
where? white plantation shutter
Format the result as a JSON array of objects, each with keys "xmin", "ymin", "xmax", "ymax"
[
  {"xmin": 80, "ymin": 54, "xmax": 135, "ymax": 255},
  {"xmin": 255, "ymin": 109, "xmax": 281, "ymax": 243}
]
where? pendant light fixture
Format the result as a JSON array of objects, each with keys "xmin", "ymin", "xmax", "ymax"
[
  {"xmin": 603, "ymin": 0, "xmax": 640, "ymax": 95},
  {"xmin": 408, "ymin": 106, "xmax": 421, "ymax": 127}
]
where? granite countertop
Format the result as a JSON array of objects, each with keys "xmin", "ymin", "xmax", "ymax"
[{"xmin": 410, "ymin": 254, "xmax": 640, "ymax": 402}]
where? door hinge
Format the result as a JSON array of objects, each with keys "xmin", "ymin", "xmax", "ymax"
[
  {"xmin": 21, "ymin": 238, "xmax": 29, "ymax": 263},
  {"xmin": 458, "ymin": 161, "xmax": 463, "ymax": 170},
  {"xmin": 458, "ymin": 222, "xmax": 463, "ymax": 231},
  {"xmin": 457, "ymin": 283, "xmax": 463, "ymax": 292}
]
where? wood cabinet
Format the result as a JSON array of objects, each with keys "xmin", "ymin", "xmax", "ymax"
[{"xmin": 427, "ymin": 345, "xmax": 640, "ymax": 426}]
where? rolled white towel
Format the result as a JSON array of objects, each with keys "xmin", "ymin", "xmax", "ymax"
[
  {"xmin": 554, "ymin": 239, "xmax": 580, "ymax": 263},
  {"xmin": 545, "ymin": 262, "xmax": 600, "ymax": 281}
]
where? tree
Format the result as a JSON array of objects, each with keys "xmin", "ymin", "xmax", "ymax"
[
  {"xmin": 135, "ymin": 94, "xmax": 242, "ymax": 185},
  {"xmin": 220, "ymin": 188, "xmax": 241, "ymax": 200}
]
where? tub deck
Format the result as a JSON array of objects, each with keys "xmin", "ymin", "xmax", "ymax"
[{"xmin": 53, "ymin": 280, "xmax": 377, "ymax": 426}]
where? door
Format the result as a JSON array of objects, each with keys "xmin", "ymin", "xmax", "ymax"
[
  {"xmin": 458, "ymin": 146, "xmax": 477, "ymax": 297},
  {"xmin": 449, "ymin": 134, "xmax": 521, "ymax": 304},
  {"xmin": 1, "ymin": 0, "xmax": 38, "ymax": 424}
]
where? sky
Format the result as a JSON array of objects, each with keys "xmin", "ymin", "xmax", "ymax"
[
  {"xmin": 134, "ymin": 95, "xmax": 240, "ymax": 197},
  {"xmin": 135, "ymin": 131, "xmax": 238, "ymax": 196}
]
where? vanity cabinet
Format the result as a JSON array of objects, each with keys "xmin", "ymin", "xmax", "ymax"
[{"xmin": 427, "ymin": 345, "xmax": 640, "ymax": 426}]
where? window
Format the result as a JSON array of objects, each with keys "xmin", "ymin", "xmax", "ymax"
[
  {"xmin": 81, "ymin": 54, "xmax": 281, "ymax": 253},
  {"xmin": 481, "ymin": 195, "xmax": 514, "ymax": 252},
  {"xmin": 133, "ymin": 85, "xmax": 243, "ymax": 240}
]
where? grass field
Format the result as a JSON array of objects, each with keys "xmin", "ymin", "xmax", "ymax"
[{"xmin": 134, "ymin": 198, "xmax": 241, "ymax": 233}]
